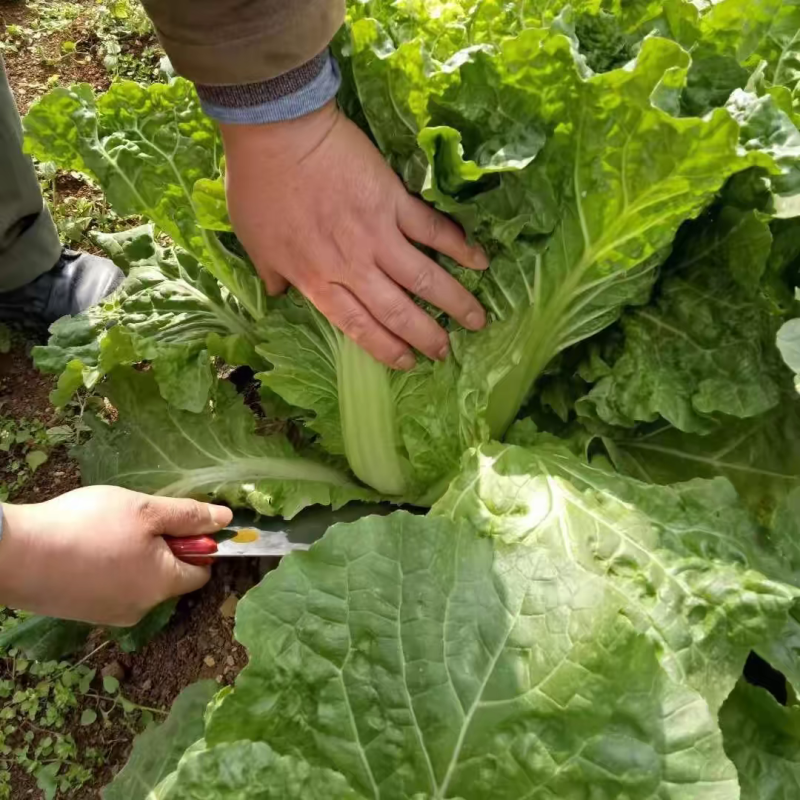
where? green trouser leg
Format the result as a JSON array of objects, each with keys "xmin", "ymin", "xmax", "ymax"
[{"xmin": 0, "ymin": 57, "xmax": 61, "ymax": 293}]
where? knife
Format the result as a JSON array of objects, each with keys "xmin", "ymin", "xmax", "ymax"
[{"xmin": 165, "ymin": 502, "xmax": 414, "ymax": 564}]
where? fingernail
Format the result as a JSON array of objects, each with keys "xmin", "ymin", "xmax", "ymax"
[
  {"xmin": 208, "ymin": 504, "xmax": 232, "ymax": 529},
  {"xmin": 472, "ymin": 248, "xmax": 490, "ymax": 270},
  {"xmin": 466, "ymin": 310, "xmax": 486, "ymax": 330},
  {"xmin": 437, "ymin": 342, "xmax": 450, "ymax": 360},
  {"xmin": 395, "ymin": 352, "xmax": 416, "ymax": 371}
]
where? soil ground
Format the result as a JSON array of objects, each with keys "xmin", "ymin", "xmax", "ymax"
[
  {"xmin": 1, "ymin": 0, "xmax": 109, "ymax": 116},
  {"xmin": 0, "ymin": 342, "xmax": 82, "ymax": 502},
  {"xmin": 1, "ymin": 347, "xmax": 263, "ymax": 800},
  {"xmin": 0, "ymin": 3, "xmax": 264, "ymax": 797},
  {"xmin": 69, "ymin": 558, "xmax": 263, "ymax": 797}
]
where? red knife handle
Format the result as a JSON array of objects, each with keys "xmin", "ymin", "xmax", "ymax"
[{"xmin": 166, "ymin": 535, "xmax": 219, "ymax": 566}]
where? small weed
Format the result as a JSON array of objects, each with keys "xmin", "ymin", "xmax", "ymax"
[
  {"xmin": 0, "ymin": 369, "xmax": 98, "ymax": 503},
  {"xmin": 0, "ymin": 608, "xmax": 160, "ymax": 799},
  {"xmin": 1, "ymin": 2, "xmax": 82, "ymax": 56},
  {"xmin": 0, "ymin": 416, "xmax": 53, "ymax": 502},
  {"xmin": 94, "ymin": 0, "xmax": 152, "ymax": 40},
  {"xmin": 0, "ymin": 24, "xmax": 25, "ymax": 56},
  {"xmin": 91, "ymin": 0, "xmax": 163, "ymax": 82},
  {"xmin": 2, "ymin": 0, "xmax": 163, "ymax": 82},
  {"xmin": 35, "ymin": 161, "xmax": 139, "ymax": 243},
  {"xmin": 29, "ymin": 2, "xmax": 83, "ymax": 36}
]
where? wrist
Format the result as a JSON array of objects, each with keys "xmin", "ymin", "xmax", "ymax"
[
  {"xmin": 220, "ymin": 100, "xmax": 339, "ymax": 172},
  {"xmin": 198, "ymin": 50, "xmax": 341, "ymax": 127}
]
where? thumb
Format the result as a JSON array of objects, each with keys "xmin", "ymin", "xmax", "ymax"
[{"xmin": 139, "ymin": 495, "xmax": 233, "ymax": 537}]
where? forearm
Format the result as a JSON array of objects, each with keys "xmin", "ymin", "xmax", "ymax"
[
  {"xmin": 218, "ymin": 100, "xmax": 338, "ymax": 170},
  {"xmin": 140, "ymin": 0, "xmax": 344, "ymax": 124}
]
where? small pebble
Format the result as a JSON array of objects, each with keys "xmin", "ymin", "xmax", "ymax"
[
  {"xmin": 219, "ymin": 595, "xmax": 238, "ymax": 619},
  {"xmin": 204, "ymin": 655, "xmax": 216, "ymax": 668},
  {"xmin": 101, "ymin": 661, "xmax": 126, "ymax": 682},
  {"xmin": 226, "ymin": 655, "xmax": 235, "ymax": 667},
  {"xmin": 141, "ymin": 679, "xmax": 152, "ymax": 692}
]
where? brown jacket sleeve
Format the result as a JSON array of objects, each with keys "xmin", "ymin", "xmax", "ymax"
[{"xmin": 140, "ymin": 0, "xmax": 345, "ymax": 86}]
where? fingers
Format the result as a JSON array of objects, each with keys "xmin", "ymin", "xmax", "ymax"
[
  {"xmin": 167, "ymin": 561, "xmax": 212, "ymax": 597},
  {"xmin": 397, "ymin": 195, "xmax": 489, "ymax": 271},
  {"xmin": 141, "ymin": 495, "xmax": 217, "ymax": 597},
  {"xmin": 308, "ymin": 283, "xmax": 416, "ymax": 370},
  {"xmin": 136, "ymin": 495, "xmax": 233, "ymax": 537},
  {"xmin": 259, "ymin": 266, "xmax": 290, "ymax": 296},
  {"xmin": 138, "ymin": 494, "xmax": 217, "ymax": 610},
  {"xmin": 348, "ymin": 269, "xmax": 451, "ymax": 361},
  {"xmin": 381, "ymin": 237, "xmax": 486, "ymax": 332}
]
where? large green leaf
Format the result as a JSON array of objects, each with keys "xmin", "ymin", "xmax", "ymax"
[
  {"xmin": 0, "ymin": 615, "xmax": 92, "ymax": 660},
  {"xmin": 748, "ymin": 0, "xmax": 800, "ymax": 91},
  {"xmin": 601, "ymin": 399, "xmax": 800, "ymax": 523},
  {"xmin": 23, "ymin": 79, "xmax": 265, "ymax": 319},
  {"xmin": 578, "ymin": 207, "xmax": 787, "ymax": 433},
  {"xmin": 600, "ymin": 409, "xmax": 800, "ymax": 689},
  {"xmin": 695, "ymin": 0, "xmax": 787, "ymax": 62},
  {"xmin": 720, "ymin": 680, "xmax": 800, "ymax": 799},
  {"xmin": 435, "ymin": 441, "xmax": 797, "ymax": 709},
  {"xmin": 161, "ymin": 741, "xmax": 364, "ymax": 800},
  {"xmin": 33, "ymin": 226, "xmax": 262, "ymax": 412},
  {"xmin": 102, "ymin": 681, "xmax": 217, "ymax": 800},
  {"xmin": 202, "ymin": 442, "xmax": 796, "ymax": 799},
  {"xmin": 452, "ymin": 63, "xmax": 771, "ymax": 441},
  {"xmin": 78, "ymin": 368, "xmax": 374, "ymax": 518}
]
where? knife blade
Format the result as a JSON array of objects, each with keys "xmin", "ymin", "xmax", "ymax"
[{"xmin": 165, "ymin": 502, "xmax": 418, "ymax": 563}]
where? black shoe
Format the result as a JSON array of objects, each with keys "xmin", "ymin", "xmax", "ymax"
[{"xmin": 0, "ymin": 249, "xmax": 124, "ymax": 327}]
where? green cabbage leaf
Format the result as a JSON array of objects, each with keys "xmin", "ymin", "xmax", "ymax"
[
  {"xmin": 145, "ymin": 441, "xmax": 800, "ymax": 799},
  {"xmin": 79, "ymin": 368, "xmax": 374, "ymax": 518}
]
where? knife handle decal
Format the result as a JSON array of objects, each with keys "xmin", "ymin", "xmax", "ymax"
[{"xmin": 165, "ymin": 535, "xmax": 218, "ymax": 566}]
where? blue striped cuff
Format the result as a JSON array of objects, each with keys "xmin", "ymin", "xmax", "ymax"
[{"xmin": 200, "ymin": 54, "xmax": 342, "ymax": 125}]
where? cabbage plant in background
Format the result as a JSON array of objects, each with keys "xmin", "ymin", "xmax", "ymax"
[
  {"xmin": 20, "ymin": 0, "xmax": 800, "ymax": 797},
  {"xmin": 26, "ymin": 0, "xmax": 800, "ymax": 510}
]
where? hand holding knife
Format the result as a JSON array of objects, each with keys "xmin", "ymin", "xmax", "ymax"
[{"xmin": 165, "ymin": 502, "xmax": 402, "ymax": 564}]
